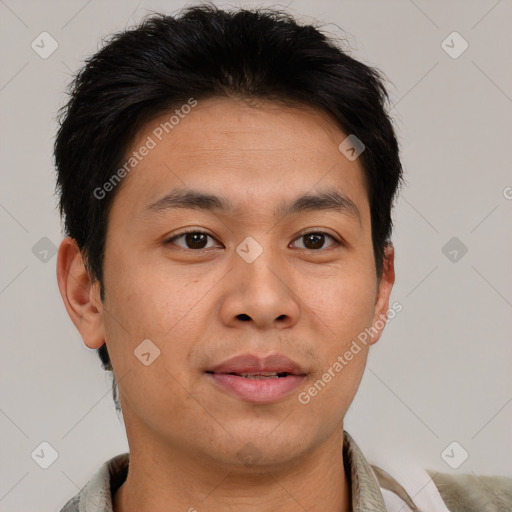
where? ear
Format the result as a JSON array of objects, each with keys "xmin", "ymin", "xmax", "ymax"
[
  {"xmin": 56, "ymin": 237, "xmax": 105, "ymax": 349},
  {"xmin": 368, "ymin": 242, "xmax": 395, "ymax": 345}
]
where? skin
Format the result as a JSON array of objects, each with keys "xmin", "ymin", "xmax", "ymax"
[{"xmin": 57, "ymin": 96, "xmax": 395, "ymax": 512}]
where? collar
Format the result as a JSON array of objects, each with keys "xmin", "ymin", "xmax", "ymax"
[{"xmin": 64, "ymin": 430, "xmax": 387, "ymax": 511}]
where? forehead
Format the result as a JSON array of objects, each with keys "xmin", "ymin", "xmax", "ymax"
[{"xmin": 109, "ymin": 97, "xmax": 369, "ymax": 223}]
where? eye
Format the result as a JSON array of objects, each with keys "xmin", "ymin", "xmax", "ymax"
[
  {"xmin": 164, "ymin": 229, "xmax": 342, "ymax": 251},
  {"xmin": 291, "ymin": 231, "xmax": 341, "ymax": 250},
  {"xmin": 164, "ymin": 230, "xmax": 221, "ymax": 250}
]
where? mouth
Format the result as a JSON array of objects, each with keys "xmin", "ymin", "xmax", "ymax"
[
  {"xmin": 206, "ymin": 352, "xmax": 307, "ymax": 376},
  {"xmin": 205, "ymin": 353, "xmax": 307, "ymax": 403},
  {"xmin": 206, "ymin": 371, "xmax": 300, "ymax": 379}
]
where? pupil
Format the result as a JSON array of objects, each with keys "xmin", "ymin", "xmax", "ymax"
[
  {"xmin": 305, "ymin": 233, "xmax": 324, "ymax": 249},
  {"xmin": 186, "ymin": 233, "xmax": 207, "ymax": 249}
]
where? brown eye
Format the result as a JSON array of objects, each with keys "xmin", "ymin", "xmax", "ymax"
[
  {"xmin": 292, "ymin": 232, "xmax": 340, "ymax": 250},
  {"xmin": 183, "ymin": 232, "xmax": 208, "ymax": 249},
  {"xmin": 165, "ymin": 231, "xmax": 219, "ymax": 250}
]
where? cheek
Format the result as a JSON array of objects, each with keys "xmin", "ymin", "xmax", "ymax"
[
  {"xmin": 297, "ymin": 278, "xmax": 373, "ymax": 424},
  {"xmin": 101, "ymin": 261, "xmax": 207, "ymax": 431},
  {"xmin": 102, "ymin": 254, "xmax": 223, "ymax": 383},
  {"xmin": 308, "ymin": 268, "xmax": 377, "ymax": 339},
  {"xmin": 300, "ymin": 267, "xmax": 376, "ymax": 403},
  {"xmin": 104, "ymin": 254, "xmax": 206, "ymax": 337}
]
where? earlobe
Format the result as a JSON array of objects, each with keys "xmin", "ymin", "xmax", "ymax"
[
  {"xmin": 56, "ymin": 237, "xmax": 105, "ymax": 349},
  {"xmin": 369, "ymin": 243, "xmax": 396, "ymax": 345}
]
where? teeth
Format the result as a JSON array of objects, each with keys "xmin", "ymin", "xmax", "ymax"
[
  {"xmin": 237, "ymin": 372, "xmax": 287, "ymax": 379},
  {"xmin": 241, "ymin": 375, "xmax": 276, "ymax": 379}
]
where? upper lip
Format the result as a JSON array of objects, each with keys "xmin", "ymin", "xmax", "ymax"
[{"xmin": 206, "ymin": 353, "xmax": 307, "ymax": 376}]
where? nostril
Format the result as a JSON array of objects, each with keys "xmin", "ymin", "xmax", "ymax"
[{"xmin": 237, "ymin": 314, "xmax": 251, "ymax": 321}]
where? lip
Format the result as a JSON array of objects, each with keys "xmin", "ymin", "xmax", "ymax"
[
  {"xmin": 205, "ymin": 353, "xmax": 307, "ymax": 404},
  {"xmin": 207, "ymin": 353, "xmax": 306, "ymax": 375}
]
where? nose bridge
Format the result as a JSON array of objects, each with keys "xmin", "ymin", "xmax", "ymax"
[
  {"xmin": 236, "ymin": 231, "xmax": 290, "ymax": 286},
  {"xmin": 220, "ymin": 234, "xmax": 300, "ymax": 328}
]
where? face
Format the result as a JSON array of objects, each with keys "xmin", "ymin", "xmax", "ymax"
[{"xmin": 60, "ymin": 96, "xmax": 394, "ymax": 471}]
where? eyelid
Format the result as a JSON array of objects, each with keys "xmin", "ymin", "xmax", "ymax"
[
  {"xmin": 290, "ymin": 230, "xmax": 342, "ymax": 249},
  {"xmin": 292, "ymin": 227, "xmax": 341, "ymax": 242},
  {"xmin": 164, "ymin": 228, "xmax": 343, "ymax": 250},
  {"xmin": 164, "ymin": 228, "xmax": 221, "ymax": 248}
]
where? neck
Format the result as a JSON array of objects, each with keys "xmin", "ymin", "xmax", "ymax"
[{"xmin": 113, "ymin": 426, "xmax": 352, "ymax": 512}]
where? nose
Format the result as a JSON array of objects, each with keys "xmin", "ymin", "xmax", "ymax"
[{"xmin": 218, "ymin": 251, "xmax": 300, "ymax": 330}]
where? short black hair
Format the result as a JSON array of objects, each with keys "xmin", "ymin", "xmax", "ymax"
[{"xmin": 54, "ymin": 2, "xmax": 403, "ymax": 403}]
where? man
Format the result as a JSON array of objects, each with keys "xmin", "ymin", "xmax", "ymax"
[{"xmin": 54, "ymin": 3, "xmax": 512, "ymax": 511}]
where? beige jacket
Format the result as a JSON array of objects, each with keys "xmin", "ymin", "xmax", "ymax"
[{"xmin": 59, "ymin": 429, "xmax": 512, "ymax": 511}]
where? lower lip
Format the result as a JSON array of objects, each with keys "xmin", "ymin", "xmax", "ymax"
[{"xmin": 206, "ymin": 373, "xmax": 306, "ymax": 403}]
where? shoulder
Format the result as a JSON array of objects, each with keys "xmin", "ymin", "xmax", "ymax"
[
  {"xmin": 59, "ymin": 495, "xmax": 80, "ymax": 512},
  {"xmin": 426, "ymin": 469, "xmax": 512, "ymax": 512},
  {"xmin": 369, "ymin": 459, "xmax": 512, "ymax": 512},
  {"xmin": 58, "ymin": 453, "xmax": 129, "ymax": 512}
]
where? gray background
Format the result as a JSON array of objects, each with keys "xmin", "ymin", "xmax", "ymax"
[{"xmin": 1, "ymin": 0, "xmax": 511, "ymax": 510}]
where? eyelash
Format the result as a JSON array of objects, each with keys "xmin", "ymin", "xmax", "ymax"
[{"xmin": 164, "ymin": 229, "xmax": 342, "ymax": 251}]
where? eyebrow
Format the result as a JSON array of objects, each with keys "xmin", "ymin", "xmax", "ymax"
[{"xmin": 143, "ymin": 188, "xmax": 361, "ymax": 224}]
